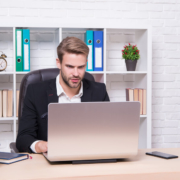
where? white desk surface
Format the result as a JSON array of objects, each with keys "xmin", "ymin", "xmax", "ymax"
[{"xmin": 1, "ymin": 148, "xmax": 180, "ymax": 180}]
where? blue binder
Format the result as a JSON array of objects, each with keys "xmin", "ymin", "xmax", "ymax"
[
  {"xmin": 85, "ymin": 30, "xmax": 93, "ymax": 71},
  {"xmin": 22, "ymin": 29, "xmax": 30, "ymax": 71},
  {"xmin": 93, "ymin": 31, "xmax": 103, "ymax": 71}
]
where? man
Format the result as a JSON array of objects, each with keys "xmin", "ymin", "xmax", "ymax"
[{"xmin": 16, "ymin": 37, "xmax": 110, "ymax": 153}]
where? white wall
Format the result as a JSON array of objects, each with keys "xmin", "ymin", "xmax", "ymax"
[{"xmin": 0, "ymin": 0, "xmax": 180, "ymax": 151}]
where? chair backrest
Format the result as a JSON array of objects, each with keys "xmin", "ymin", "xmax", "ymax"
[{"xmin": 18, "ymin": 68, "xmax": 95, "ymax": 126}]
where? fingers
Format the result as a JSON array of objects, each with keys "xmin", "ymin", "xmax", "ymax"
[
  {"xmin": 35, "ymin": 141, "xmax": 48, "ymax": 153},
  {"xmin": 41, "ymin": 142, "xmax": 48, "ymax": 153}
]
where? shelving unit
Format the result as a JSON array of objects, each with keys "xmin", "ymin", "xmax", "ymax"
[{"xmin": 0, "ymin": 24, "xmax": 152, "ymax": 151}]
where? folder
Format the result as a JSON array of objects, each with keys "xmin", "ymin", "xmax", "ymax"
[
  {"xmin": 22, "ymin": 29, "xmax": 30, "ymax": 71},
  {"xmin": 93, "ymin": 31, "xmax": 103, "ymax": 71},
  {"xmin": 15, "ymin": 29, "xmax": 23, "ymax": 71},
  {"xmin": 85, "ymin": 30, "xmax": 93, "ymax": 71}
]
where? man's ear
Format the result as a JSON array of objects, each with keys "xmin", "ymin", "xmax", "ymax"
[{"xmin": 56, "ymin": 58, "xmax": 61, "ymax": 69}]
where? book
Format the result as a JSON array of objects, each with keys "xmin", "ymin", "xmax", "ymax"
[
  {"xmin": 2, "ymin": 90, "xmax": 8, "ymax": 117},
  {"xmin": 138, "ymin": 89, "xmax": 143, "ymax": 115},
  {"xmin": 16, "ymin": 90, "xmax": 19, "ymax": 117},
  {"xmin": 0, "ymin": 152, "xmax": 29, "ymax": 164},
  {"xmin": 7, "ymin": 90, "xmax": 13, "ymax": 117},
  {"xmin": 0, "ymin": 90, "xmax": 2, "ymax": 117},
  {"xmin": 133, "ymin": 88, "xmax": 139, "ymax": 101},
  {"xmin": 142, "ymin": 89, "xmax": 147, "ymax": 115},
  {"xmin": 126, "ymin": 88, "xmax": 133, "ymax": 101}
]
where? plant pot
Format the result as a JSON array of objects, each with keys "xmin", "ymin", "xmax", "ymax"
[{"xmin": 125, "ymin": 59, "xmax": 137, "ymax": 71}]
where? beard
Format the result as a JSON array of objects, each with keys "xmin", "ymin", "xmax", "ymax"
[{"xmin": 61, "ymin": 69, "xmax": 85, "ymax": 88}]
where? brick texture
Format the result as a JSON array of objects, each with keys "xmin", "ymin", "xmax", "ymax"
[{"xmin": 1, "ymin": 0, "xmax": 180, "ymax": 152}]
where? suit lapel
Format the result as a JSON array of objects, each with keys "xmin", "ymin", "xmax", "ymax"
[
  {"xmin": 47, "ymin": 78, "xmax": 58, "ymax": 104},
  {"xmin": 46, "ymin": 78, "xmax": 92, "ymax": 103},
  {"xmin": 81, "ymin": 79, "xmax": 92, "ymax": 102}
]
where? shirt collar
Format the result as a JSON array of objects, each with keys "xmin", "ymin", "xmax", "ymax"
[{"xmin": 56, "ymin": 74, "xmax": 83, "ymax": 98}]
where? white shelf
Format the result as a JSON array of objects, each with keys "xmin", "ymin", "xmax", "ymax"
[
  {"xmin": 140, "ymin": 115, "xmax": 147, "ymax": 118},
  {"xmin": 0, "ymin": 72, "xmax": 14, "ymax": 75},
  {"xmin": 0, "ymin": 24, "xmax": 152, "ymax": 151},
  {"xmin": 15, "ymin": 72, "xmax": 28, "ymax": 75},
  {"xmin": 0, "ymin": 117, "xmax": 14, "ymax": 121},
  {"xmin": 106, "ymin": 71, "xmax": 147, "ymax": 74},
  {"xmin": 89, "ymin": 71, "xmax": 104, "ymax": 74}
]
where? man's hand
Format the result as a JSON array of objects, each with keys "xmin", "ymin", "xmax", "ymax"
[{"xmin": 35, "ymin": 141, "xmax": 48, "ymax": 153}]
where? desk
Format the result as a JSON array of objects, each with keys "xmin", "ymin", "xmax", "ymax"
[{"xmin": 1, "ymin": 148, "xmax": 180, "ymax": 180}]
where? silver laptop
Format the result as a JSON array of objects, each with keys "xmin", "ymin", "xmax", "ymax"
[{"xmin": 43, "ymin": 102, "xmax": 140, "ymax": 162}]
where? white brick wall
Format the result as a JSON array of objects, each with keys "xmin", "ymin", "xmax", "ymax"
[{"xmin": 1, "ymin": 0, "xmax": 180, "ymax": 151}]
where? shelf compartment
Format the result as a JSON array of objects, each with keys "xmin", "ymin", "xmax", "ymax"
[
  {"xmin": 106, "ymin": 28, "xmax": 148, "ymax": 72},
  {"xmin": 15, "ymin": 27, "xmax": 60, "ymax": 72},
  {"xmin": 107, "ymin": 73, "xmax": 147, "ymax": 102},
  {"xmin": 0, "ymin": 27, "xmax": 13, "ymax": 72}
]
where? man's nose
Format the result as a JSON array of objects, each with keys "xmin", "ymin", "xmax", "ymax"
[{"xmin": 73, "ymin": 68, "xmax": 79, "ymax": 77}]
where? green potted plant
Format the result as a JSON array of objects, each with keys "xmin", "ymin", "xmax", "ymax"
[{"xmin": 122, "ymin": 43, "xmax": 140, "ymax": 71}]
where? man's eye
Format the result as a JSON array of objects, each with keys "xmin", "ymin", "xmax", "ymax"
[
  {"xmin": 79, "ymin": 66, "xmax": 84, "ymax": 69},
  {"xmin": 67, "ymin": 65, "xmax": 73, "ymax": 68}
]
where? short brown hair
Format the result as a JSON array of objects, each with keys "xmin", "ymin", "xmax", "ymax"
[{"xmin": 57, "ymin": 37, "xmax": 89, "ymax": 63}]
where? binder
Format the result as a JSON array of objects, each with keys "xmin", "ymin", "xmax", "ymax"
[
  {"xmin": 22, "ymin": 29, "xmax": 30, "ymax": 71},
  {"xmin": 15, "ymin": 29, "xmax": 23, "ymax": 71},
  {"xmin": 85, "ymin": 30, "xmax": 93, "ymax": 71},
  {"xmin": 93, "ymin": 31, "xmax": 103, "ymax": 71}
]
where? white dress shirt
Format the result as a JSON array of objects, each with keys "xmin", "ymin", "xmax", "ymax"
[{"xmin": 30, "ymin": 74, "xmax": 83, "ymax": 153}]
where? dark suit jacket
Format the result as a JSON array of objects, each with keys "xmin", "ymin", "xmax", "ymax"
[{"xmin": 16, "ymin": 78, "xmax": 110, "ymax": 153}]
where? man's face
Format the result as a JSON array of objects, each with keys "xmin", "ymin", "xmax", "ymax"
[{"xmin": 56, "ymin": 53, "xmax": 87, "ymax": 88}]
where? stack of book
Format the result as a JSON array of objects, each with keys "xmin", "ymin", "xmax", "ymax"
[
  {"xmin": 15, "ymin": 29, "xmax": 30, "ymax": 72},
  {"xmin": 85, "ymin": 30, "xmax": 103, "ymax": 71},
  {"xmin": 0, "ymin": 89, "xmax": 13, "ymax": 117},
  {"xmin": 126, "ymin": 88, "xmax": 147, "ymax": 115},
  {"xmin": 0, "ymin": 90, "xmax": 19, "ymax": 118}
]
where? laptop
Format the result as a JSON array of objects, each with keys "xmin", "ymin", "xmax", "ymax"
[{"xmin": 43, "ymin": 101, "xmax": 140, "ymax": 162}]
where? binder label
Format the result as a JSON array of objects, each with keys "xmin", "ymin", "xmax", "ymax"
[
  {"xmin": 24, "ymin": 44, "xmax": 29, "ymax": 70},
  {"xmin": 17, "ymin": 31, "xmax": 22, "ymax": 56},
  {"xmin": 95, "ymin": 47, "xmax": 102, "ymax": 68},
  {"xmin": 87, "ymin": 45, "xmax": 92, "ymax": 69}
]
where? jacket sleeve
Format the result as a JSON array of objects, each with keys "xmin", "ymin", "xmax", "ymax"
[
  {"xmin": 103, "ymin": 84, "xmax": 110, "ymax": 101},
  {"xmin": 16, "ymin": 84, "xmax": 38, "ymax": 153}
]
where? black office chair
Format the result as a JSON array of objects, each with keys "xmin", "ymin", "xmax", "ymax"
[{"xmin": 10, "ymin": 68, "xmax": 95, "ymax": 153}]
